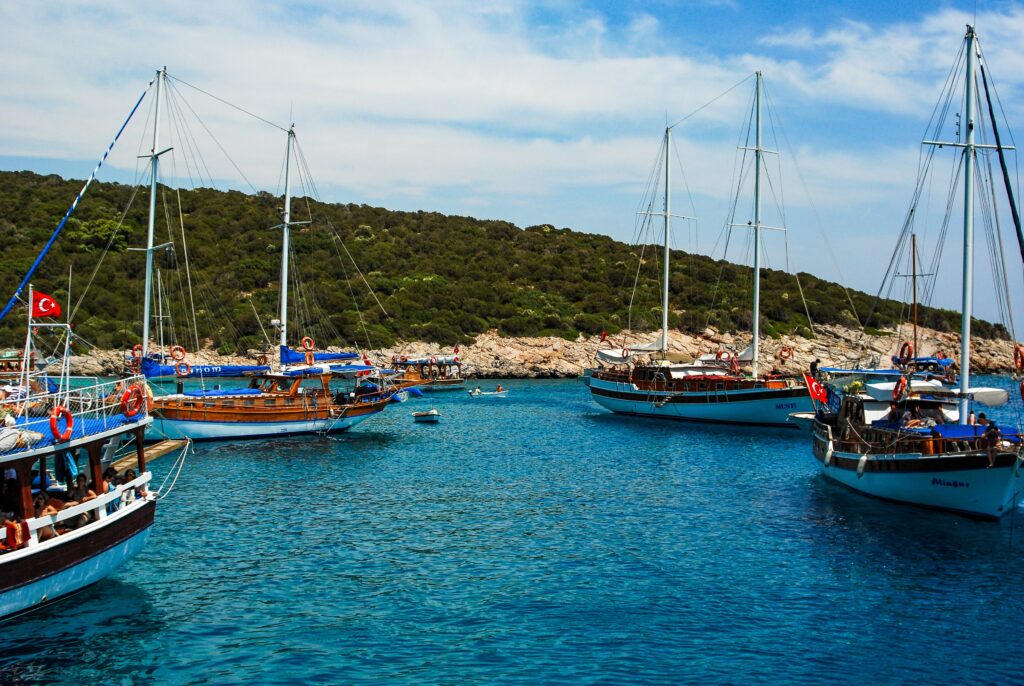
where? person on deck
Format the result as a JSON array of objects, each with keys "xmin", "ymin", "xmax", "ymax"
[
  {"xmin": 984, "ymin": 421, "xmax": 1002, "ymax": 468},
  {"xmin": 885, "ymin": 402, "xmax": 901, "ymax": 424},
  {"xmin": 810, "ymin": 359, "xmax": 820, "ymax": 378}
]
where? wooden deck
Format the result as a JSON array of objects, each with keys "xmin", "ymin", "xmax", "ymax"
[{"xmin": 112, "ymin": 439, "xmax": 188, "ymax": 473}]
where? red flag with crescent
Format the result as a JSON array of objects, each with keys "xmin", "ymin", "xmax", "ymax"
[
  {"xmin": 803, "ymin": 373, "xmax": 828, "ymax": 403},
  {"xmin": 31, "ymin": 291, "xmax": 61, "ymax": 319}
]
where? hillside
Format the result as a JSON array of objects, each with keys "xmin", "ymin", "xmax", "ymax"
[{"xmin": 0, "ymin": 170, "xmax": 1005, "ymax": 353}]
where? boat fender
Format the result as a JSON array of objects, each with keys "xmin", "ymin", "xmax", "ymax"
[
  {"xmin": 1015, "ymin": 344, "xmax": 1024, "ymax": 372},
  {"xmin": 49, "ymin": 405, "xmax": 73, "ymax": 442},
  {"xmin": 175, "ymin": 361, "xmax": 191, "ymax": 377},
  {"xmin": 304, "ymin": 351, "xmax": 315, "ymax": 366},
  {"xmin": 169, "ymin": 344, "xmax": 187, "ymax": 361},
  {"xmin": 120, "ymin": 385, "xmax": 145, "ymax": 417},
  {"xmin": 301, "ymin": 336, "xmax": 316, "ymax": 351},
  {"xmin": 824, "ymin": 441, "xmax": 834, "ymax": 467},
  {"xmin": 893, "ymin": 375, "xmax": 908, "ymax": 401},
  {"xmin": 856, "ymin": 455, "xmax": 868, "ymax": 478},
  {"xmin": 898, "ymin": 341, "xmax": 913, "ymax": 364},
  {"xmin": 778, "ymin": 346, "xmax": 793, "ymax": 361}
]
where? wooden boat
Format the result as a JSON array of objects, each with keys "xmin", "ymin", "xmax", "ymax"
[
  {"xmin": 810, "ymin": 26, "xmax": 1024, "ymax": 518},
  {"xmin": 412, "ymin": 409, "xmax": 440, "ymax": 423},
  {"xmin": 391, "ymin": 354, "xmax": 466, "ymax": 392},
  {"xmin": 582, "ymin": 74, "xmax": 813, "ymax": 428}
]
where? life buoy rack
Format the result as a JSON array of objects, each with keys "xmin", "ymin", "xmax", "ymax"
[
  {"xmin": 1014, "ymin": 344, "xmax": 1024, "ymax": 371},
  {"xmin": 778, "ymin": 347, "xmax": 793, "ymax": 361},
  {"xmin": 305, "ymin": 351, "xmax": 315, "ymax": 366},
  {"xmin": 301, "ymin": 336, "xmax": 315, "ymax": 351},
  {"xmin": 49, "ymin": 405, "xmax": 73, "ymax": 442},
  {"xmin": 893, "ymin": 375, "xmax": 908, "ymax": 401},
  {"xmin": 175, "ymin": 361, "xmax": 191, "ymax": 377},
  {"xmin": 898, "ymin": 341, "xmax": 913, "ymax": 364},
  {"xmin": 120, "ymin": 385, "xmax": 145, "ymax": 417},
  {"xmin": 256, "ymin": 354, "xmax": 268, "ymax": 366},
  {"xmin": 169, "ymin": 345, "xmax": 187, "ymax": 361}
]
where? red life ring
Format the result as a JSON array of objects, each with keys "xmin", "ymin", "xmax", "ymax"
[
  {"xmin": 716, "ymin": 349, "xmax": 732, "ymax": 361},
  {"xmin": 131, "ymin": 343, "xmax": 144, "ymax": 362},
  {"xmin": 778, "ymin": 347, "xmax": 793, "ymax": 361},
  {"xmin": 898, "ymin": 341, "xmax": 913, "ymax": 364},
  {"xmin": 301, "ymin": 336, "xmax": 315, "ymax": 351},
  {"xmin": 1014, "ymin": 344, "xmax": 1024, "ymax": 371},
  {"xmin": 256, "ymin": 354, "xmax": 268, "ymax": 366},
  {"xmin": 169, "ymin": 345, "xmax": 187, "ymax": 361},
  {"xmin": 936, "ymin": 351, "xmax": 946, "ymax": 360},
  {"xmin": 893, "ymin": 375, "xmax": 908, "ymax": 401},
  {"xmin": 400, "ymin": 355, "xmax": 408, "ymax": 363},
  {"xmin": 120, "ymin": 385, "xmax": 145, "ymax": 417},
  {"xmin": 175, "ymin": 361, "xmax": 191, "ymax": 377},
  {"xmin": 304, "ymin": 351, "xmax": 315, "ymax": 366},
  {"xmin": 49, "ymin": 405, "xmax": 73, "ymax": 442}
]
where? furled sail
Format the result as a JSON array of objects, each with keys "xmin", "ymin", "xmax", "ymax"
[
  {"xmin": 141, "ymin": 357, "xmax": 270, "ymax": 379},
  {"xmin": 279, "ymin": 345, "xmax": 359, "ymax": 365}
]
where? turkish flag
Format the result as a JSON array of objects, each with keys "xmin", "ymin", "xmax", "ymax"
[
  {"xmin": 31, "ymin": 291, "xmax": 61, "ymax": 319},
  {"xmin": 803, "ymin": 373, "xmax": 828, "ymax": 404}
]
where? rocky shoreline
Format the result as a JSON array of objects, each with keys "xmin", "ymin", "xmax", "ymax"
[{"xmin": 61, "ymin": 323, "xmax": 1020, "ymax": 378}]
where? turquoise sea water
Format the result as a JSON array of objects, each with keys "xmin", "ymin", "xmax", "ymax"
[{"xmin": 3, "ymin": 376, "xmax": 1024, "ymax": 684}]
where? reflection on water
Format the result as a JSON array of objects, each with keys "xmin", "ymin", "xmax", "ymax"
[{"xmin": 3, "ymin": 377, "xmax": 1022, "ymax": 684}]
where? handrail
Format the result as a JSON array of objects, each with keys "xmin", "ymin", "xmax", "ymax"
[{"xmin": 1, "ymin": 472, "xmax": 153, "ymax": 548}]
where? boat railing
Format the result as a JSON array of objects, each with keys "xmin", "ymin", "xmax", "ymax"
[
  {"xmin": 0, "ymin": 375, "xmax": 150, "ymax": 457},
  {"xmin": 0, "ymin": 471, "xmax": 153, "ymax": 552}
]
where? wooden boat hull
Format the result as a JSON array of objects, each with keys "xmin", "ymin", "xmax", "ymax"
[
  {"xmin": 150, "ymin": 408, "xmax": 382, "ymax": 440},
  {"xmin": 812, "ymin": 423, "xmax": 1024, "ymax": 518},
  {"xmin": 586, "ymin": 375, "xmax": 811, "ymax": 428},
  {"xmin": 0, "ymin": 500, "xmax": 155, "ymax": 621},
  {"xmin": 419, "ymin": 379, "xmax": 466, "ymax": 392}
]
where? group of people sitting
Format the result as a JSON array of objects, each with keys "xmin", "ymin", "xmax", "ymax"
[
  {"xmin": 1, "ymin": 465, "xmax": 148, "ymax": 550},
  {"xmin": 884, "ymin": 402, "xmax": 946, "ymax": 428}
]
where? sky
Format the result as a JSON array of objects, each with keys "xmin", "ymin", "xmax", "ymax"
[{"xmin": 2, "ymin": 0, "xmax": 1023, "ymax": 334}]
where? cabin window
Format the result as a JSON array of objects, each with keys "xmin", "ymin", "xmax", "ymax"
[
  {"xmin": 265, "ymin": 399, "xmax": 276, "ymax": 407},
  {"xmin": 715, "ymin": 383, "xmax": 724, "ymax": 390},
  {"xmin": 221, "ymin": 400, "xmax": 234, "ymax": 407},
  {"xmin": 244, "ymin": 399, "xmax": 255, "ymax": 406},
  {"xmin": 698, "ymin": 383, "xmax": 706, "ymax": 391}
]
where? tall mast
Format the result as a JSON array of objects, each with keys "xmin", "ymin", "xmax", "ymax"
[
  {"xmin": 662, "ymin": 126, "xmax": 671, "ymax": 354},
  {"xmin": 751, "ymin": 71, "xmax": 763, "ymax": 378},
  {"xmin": 278, "ymin": 126, "xmax": 295, "ymax": 350},
  {"xmin": 911, "ymin": 233, "xmax": 918, "ymax": 356},
  {"xmin": 958, "ymin": 27, "xmax": 977, "ymax": 423},
  {"xmin": 141, "ymin": 67, "xmax": 166, "ymax": 358}
]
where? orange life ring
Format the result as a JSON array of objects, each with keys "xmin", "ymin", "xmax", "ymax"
[
  {"xmin": 256, "ymin": 354, "xmax": 268, "ymax": 366},
  {"xmin": 169, "ymin": 345, "xmax": 187, "ymax": 361},
  {"xmin": 120, "ymin": 385, "xmax": 145, "ymax": 417},
  {"xmin": 305, "ymin": 351, "xmax": 315, "ymax": 366},
  {"xmin": 1014, "ymin": 344, "xmax": 1024, "ymax": 371},
  {"xmin": 301, "ymin": 336, "xmax": 315, "ymax": 351},
  {"xmin": 131, "ymin": 343, "xmax": 144, "ymax": 362},
  {"xmin": 898, "ymin": 341, "xmax": 913, "ymax": 364},
  {"xmin": 49, "ymin": 405, "xmax": 73, "ymax": 442},
  {"xmin": 716, "ymin": 349, "xmax": 732, "ymax": 361},
  {"xmin": 778, "ymin": 347, "xmax": 793, "ymax": 361},
  {"xmin": 893, "ymin": 375, "xmax": 908, "ymax": 401},
  {"xmin": 175, "ymin": 361, "xmax": 191, "ymax": 377}
]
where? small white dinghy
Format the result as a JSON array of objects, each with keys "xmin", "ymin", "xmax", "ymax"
[
  {"xmin": 412, "ymin": 409, "xmax": 441, "ymax": 423},
  {"xmin": 467, "ymin": 389, "xmax": 509, "ymax": 398}
]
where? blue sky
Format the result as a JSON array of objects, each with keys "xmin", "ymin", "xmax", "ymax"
[{"xmin": 1, "ymin": 0, "xmax": 1022, "ymax": 332}]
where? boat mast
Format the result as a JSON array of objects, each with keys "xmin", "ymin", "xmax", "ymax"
[
  {"xmin": 751, "ymin": 71, "xmax": 763, "ymax": 378},
  {"xmin": 662, "ymin": 126, "xmax": 671, "ymax": 355},
  {"xmin": 141, "ymin": 67, "xmax": 166, "ymax": 359},
  {"xmin": 911, "ymin": 233, "xmax": 918, "ymax": 356},
  {"xmin": 958, "ymin": 27, "xmax": 977, "ymax": 423},
  {"xmin": 278, "ymin": 126, "xmax": 295, "ymax": 350}
]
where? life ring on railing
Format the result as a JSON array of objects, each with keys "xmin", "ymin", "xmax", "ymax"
[
  {"xmin": 400, "ymin": 355, "xmax": 408, "ymax": 363},
  {"xmin": 893, "ymin": 375, "xmax": 908, "ymax": 401},
  {"xmin": 936, "ymin": 351, "xmax": 946, "ymax": 360},
  {"xmin": 301, "ymin": 336, "xmax": 315, "ymax": 351},
  {"xmin": 169, "ymin": 345, "xmax": 187, "ymax": 361},
  {"xmin": 898, "ymin": 341, "xmax": 913, "ymax": 364},
  {"xmin": 621, "ymin": 348, "xmax": 631, "ymax": 358},
  {"xmin": 716, "ymin": 349, "xmax": 732, "ymax": 361},
  {"xmin": 778, "ymin": 347, "xmax": 793, "ymax": 361},
  {"xmin": 49, "ymin": 406, "xmax": 73, "ymax": 442},
  {"xmin": 1014, "ymin": 344, "xmax": 1024, "ymax": 371},
  {"xmin": 175, "ymin": 361, "xmax": 191, "ymax": 377},
  {"xmin": 120, "ymin": 385, "xmax": 145, "ymax": 417},
  {"xmin": 131, "ymin": 343, "xmax": 144, "ymax": 362},
  {"xmin": 256, "ymin": 354, "xmax": 268, "ymax": 366},
  {"xmin": 305, "ymin": 351, "xmax": 315, "ymax": 366}
]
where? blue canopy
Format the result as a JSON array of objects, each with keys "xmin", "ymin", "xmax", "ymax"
[
  {"xmin": 142, "ymin": 357, "xmax": 270, "ymax": 379},
  {"xmin": 279, "ymin": 345, "xmax": 359, "ymax": 365},
  {"xmin": 281, "ymin": 364, "xmax": 374, "ymax": 377},
  {"xmin": 183, "ymin": 388, "xmax": 262, "ymax": 397}
]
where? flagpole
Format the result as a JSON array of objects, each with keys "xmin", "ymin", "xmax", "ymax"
[{"xmin": 20, "ymin": 285, "xmax": 34, "ymax": 418}]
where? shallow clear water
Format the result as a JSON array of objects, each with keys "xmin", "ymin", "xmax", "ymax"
[{"xmin": 3, "ymin": 377, "xmax": 1024, "ymax": 684}]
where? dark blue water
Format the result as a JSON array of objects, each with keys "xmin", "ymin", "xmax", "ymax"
[{"xmin": 3, "ymin": 377, "xmax": 1024, "ymax": 684}]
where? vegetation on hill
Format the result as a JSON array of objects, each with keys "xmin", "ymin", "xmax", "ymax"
[{"xmin": 0, "ymin": 170, "xmax": 1005, "ymax": 354}]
